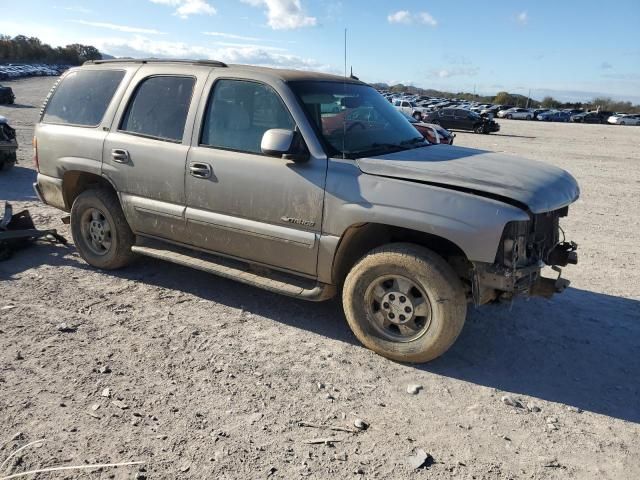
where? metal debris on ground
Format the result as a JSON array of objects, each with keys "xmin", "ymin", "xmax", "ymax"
[{"xmin": 0, "ymin": 202, "xmax": 67, "ymax": 261}]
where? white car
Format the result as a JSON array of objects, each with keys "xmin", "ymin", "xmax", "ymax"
[
  {"xmin": 497, "ymin": 108, "xmax": 534, "ymax": 120},
  {"xmin": 393, "ymin": 99, "xmax": 428, "ymax": 120},
  {"xmin": 607, "ymin": 114, "xmax": 640, "ymax": 125}
]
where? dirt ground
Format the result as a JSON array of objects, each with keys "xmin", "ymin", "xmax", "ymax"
[{"xmin": 1, "ymin": 77, "xmax": 639, "ymax": 480}]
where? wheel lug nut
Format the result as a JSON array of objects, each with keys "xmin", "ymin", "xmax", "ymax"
[
  {"xmin": 399, "ymin": 296, "xmax": 406, "ymax": 303},
  {"xmin": 399, "ymin": 315, "xmax": 406, "ymax": 321},
  {"xmin": 405, "ymin": 307, "xmax": 411, "ymax": 313},
  {"xmin": 389, "ymin": 294, "xmax": 395, "ymax": 301},
  {"xmin": 389, "ymin": 313, "xmax": 395, "ymax": 319},
  {"xmin": 383, "ymin": 302, "xmax": 389, "ymax": 309}
]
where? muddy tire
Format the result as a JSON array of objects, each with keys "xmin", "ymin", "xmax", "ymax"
[
  {"xmin": 342, "ymin": 243, "xmax": 467, "ymax": 363},
  {"xmin": 70, "ymin": 188, "xmax": 135, "ymax": 270}
]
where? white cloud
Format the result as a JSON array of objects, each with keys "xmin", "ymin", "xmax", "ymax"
[
  {"xmin": 150, "ymin": 0, "xmax": 216, "ymax": 19},
  {"xmin": 202, "ymin": 32, "xmax": 264, "ymax": 42},
  {"xmin": 70, "ymin": 20, "xmax": 165, "ymax": 35},
  {"xmin": 600, "ymin": 61, "xmax": 613, "ymax": 70},
  {"xmin": 429, "ymin": 67, "xmax": 479, "ymax": 79},
  {"xmin": 387, "ymin": 10, "xmax": 411, "ymax": 24},
  {"xmin": 241, "ymin": 0, "xmax": 317, "ymax": 30},
  {"xmin": 388, "ymin": 10, "xmax": 437, "ymax": 26},
  {"xmin": 90, "ymin": 35, "xmax": 331, "ymax": 71},
  {"xmin": 517, "ymin": 11, "xmax": 528, "ymax": 25},
  {"xmin": 418, "ymin": 12, "xmax": 437, "ymax": 27}
]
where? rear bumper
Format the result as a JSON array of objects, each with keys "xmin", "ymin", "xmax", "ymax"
[{"xmin": 33, "ymin": 173, "xmax": 66, "ymax": 211}]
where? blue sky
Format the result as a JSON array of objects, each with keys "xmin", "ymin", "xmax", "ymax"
[{"xmin": 2, "ymin": 0, "xmax": 639, "ymax": 102}]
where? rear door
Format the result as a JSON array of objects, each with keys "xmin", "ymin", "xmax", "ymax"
[{"xmin": 102, "ymin": 65, "xmax": 209, "ymax": 242}]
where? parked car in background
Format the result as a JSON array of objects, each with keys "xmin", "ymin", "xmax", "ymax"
[
  {"xmin": 497, "ymin": 107, "xmax": 533, "ymax": 120},
  {"xmin": 423, "ymin": 108, "xmax": 500, "ymax": 134},
  {"xmin": 0, "ymin": 84, "xmax": 15, "ymax": 104},
  {"xmin": 401, "ymin": 112, "xmax": 455, "ymax": 145},
  {"xmin": 537, "ymin": 110, "xmax": 571, "ymax": 122},
  {"xmin": 393, "ymin": 99, "xmax": 429, "ymax": 120},
  {"xmin": 570, "ymin": 111, "xmax": 614, "ymax": 124},
  {"xmin": 607, "ymin": 114, "xmax": 640, "ymax": 125},
  {"xmin": 533, "ymin": 108, "xmax": 550, "ymax": 120},
  {"xmin": 0, "ymin": 115, "xmax": 18, "ymax": 171}
]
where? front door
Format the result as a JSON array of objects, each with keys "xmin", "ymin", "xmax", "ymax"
[
  {"xmin": 184, "ymin": 78, "xmax": 326, "ymax": 276},
  {"xmin": 102, "ymin": 67, "xmax": 206, "ymax": 242}
]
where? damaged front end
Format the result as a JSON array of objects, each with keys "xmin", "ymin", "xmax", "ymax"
[{"xmin": 472, "ymin": 206, "xmax": 578, "ymax": 305}]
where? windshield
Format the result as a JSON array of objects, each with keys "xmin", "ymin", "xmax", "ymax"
[{"xmin": 290, "ymin": 81, "xmax": 426, "ymax": 158}]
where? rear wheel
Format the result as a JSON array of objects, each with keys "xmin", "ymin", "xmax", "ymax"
[
  {"xmin": 526, "ymin": 115, "xmax": 532, "ymax": 120},
  {"xmin": 342, "ymin": 244, "xmax": 467, "ymax": 363},
  {"xmin": 71, "ymin": 188, "xmax": 135, "ymax": 270}
]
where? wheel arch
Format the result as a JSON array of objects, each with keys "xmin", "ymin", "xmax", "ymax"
[
  {"xmin": 62, "ymin": 170, "xmax": 119, "ymax": 211},
  {"xmin": 331, "ymin": 223, "xmax": 472, "ymax": 287}
]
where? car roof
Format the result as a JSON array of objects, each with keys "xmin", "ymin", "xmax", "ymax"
[{"xmin": 83, "ymin": 58, "xmax": 365, "ymax": 85}]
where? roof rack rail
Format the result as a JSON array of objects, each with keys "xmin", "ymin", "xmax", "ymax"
[{"xmin": 83, "ymin": 58, "xmax": 228, "ymax": 68}]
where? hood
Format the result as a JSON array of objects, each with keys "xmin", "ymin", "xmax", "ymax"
[{"xmin": 357, "ymin": 145, "xmax": 580, "ymax": 214}]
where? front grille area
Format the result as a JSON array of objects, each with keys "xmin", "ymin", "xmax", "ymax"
[{"xmin": 497, "ymin": 207, "xmax": 568, "ymax": 269}]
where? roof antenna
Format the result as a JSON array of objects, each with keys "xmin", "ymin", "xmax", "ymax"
[
  {"xmin": 342, "ymin": 27, "xmax": 347, "ymax": 160},
  {"xmin": 350, "ymin": 66, "xmax": 359, "ymax": 81}
]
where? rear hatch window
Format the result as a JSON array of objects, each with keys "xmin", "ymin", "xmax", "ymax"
[{"xmin": 42, "ymin": 69, "xmax": 125, "ymax": 127}]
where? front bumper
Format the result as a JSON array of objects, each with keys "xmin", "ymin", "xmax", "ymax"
[{"xmin": 472, "ymin": 241, "xmax": 578, "ymax": 305}]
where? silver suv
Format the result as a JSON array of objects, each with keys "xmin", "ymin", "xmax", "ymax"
[{"xmin": 34, "ymin": 59, "xmax": 579, "ymax": 363}]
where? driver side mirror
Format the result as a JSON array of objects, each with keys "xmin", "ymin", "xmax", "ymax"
[{"xmin": 261, "ymin": 128, "xmax": 309, "ymax": 162}]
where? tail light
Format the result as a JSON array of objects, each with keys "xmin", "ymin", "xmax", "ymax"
[{"xmin": 33, "ymin": 136, "xmax": 39, "ymax": 172}]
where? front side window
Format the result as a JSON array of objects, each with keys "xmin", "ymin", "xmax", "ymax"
[
  {"xmin": 120, "ymin": 76, "xmax": 195, "ymax": 142},
  {"xmin": 42, "ymin": 69, "xmax": 125, "ymax": 127},
  {"xmin": 201, "ymin": 79, "xmax": 294, "ymax": 154},
  {"xmin": 290, "ymin": 81, "xmax": 426, "ymax": 159}
]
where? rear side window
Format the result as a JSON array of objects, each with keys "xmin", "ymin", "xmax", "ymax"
[
  {"xmin": 120, "ymin": 76, "xmax": 195, "ymax": 142},
  {"xmin": 200, "ymin": 79, "xmax": 294, "ymax": 154},
  {"xmin": 42, "ymin": 70, "xmax": 125, "ymax": 127}
]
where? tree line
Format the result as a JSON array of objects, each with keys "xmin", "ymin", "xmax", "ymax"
[
  {"xmin": 0, "ymin": 35, "xmax": 102, "ymax": 65},
  {"xmin": 374, "ymin": 83, "xmax": 640, "ymax": 114}
]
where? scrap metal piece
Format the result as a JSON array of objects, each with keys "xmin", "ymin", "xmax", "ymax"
[{"xmin": 0, "ymin": 202, "xmax": 67, "ymax": 261}]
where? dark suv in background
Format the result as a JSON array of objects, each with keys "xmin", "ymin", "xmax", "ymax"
[{"xmin": 423, "ymin": 108, "xmax": 500, "ymax": 134}]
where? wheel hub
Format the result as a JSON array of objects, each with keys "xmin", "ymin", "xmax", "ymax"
[
  {"xmin": 380, "ymin": 291, "xmax": 415, "ymax": 324},
  {"xmin": 80, "ymin": 208, "xmax": 112, "ymax": 256},
  {"xmin": 365, "ymin": 274, "xmax": 433, "ymax": 343}
]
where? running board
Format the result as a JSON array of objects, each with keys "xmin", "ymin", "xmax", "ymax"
[{"xmin": 131, "ymin": 240, "xmax": 335, "ymax": 302}]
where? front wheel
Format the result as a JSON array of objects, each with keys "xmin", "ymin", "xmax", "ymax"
[
  {"xmin": 342, "ymin": 244, "xmax": 467, "ymax": 363},
  {"xmin": 413, "ymin": 112, "xmax": 422, "ymax": 121},
  {"xmin": 71, "ymin": 188, "xmax": 136, "ymax": 270},
  {"xmin": 474, "ymin": 125, "xmax": 486, "ymax": 134}
]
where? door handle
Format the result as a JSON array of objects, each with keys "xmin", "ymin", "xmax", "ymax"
[
  {"xmin": 111, "ymin": 149, "xmax": 130, "ymax": 163},
  {"xmin": 189, "ymin": 162, "xmax": 212, "ymax": 179}
]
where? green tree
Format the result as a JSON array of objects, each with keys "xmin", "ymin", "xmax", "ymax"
[{"xmin": 541, "ymin": 96, "xmax": 561, "ymax": 108}]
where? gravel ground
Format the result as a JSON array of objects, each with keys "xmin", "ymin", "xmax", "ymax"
[{"xmin": 1, "ymin": 77, "xmax": 639, "ymax": 480}]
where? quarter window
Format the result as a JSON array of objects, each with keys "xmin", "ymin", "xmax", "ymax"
[
  {"xmin": 201, "ymin": 79, "xmax": 294, "ymax": 154},
  {"xmin": 42, "ymin": 70, "xmax": 125, "ymax": 127},
  {"xmin": 120, "ymin": 76, "xmax": 195, "ymax": 142}
]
